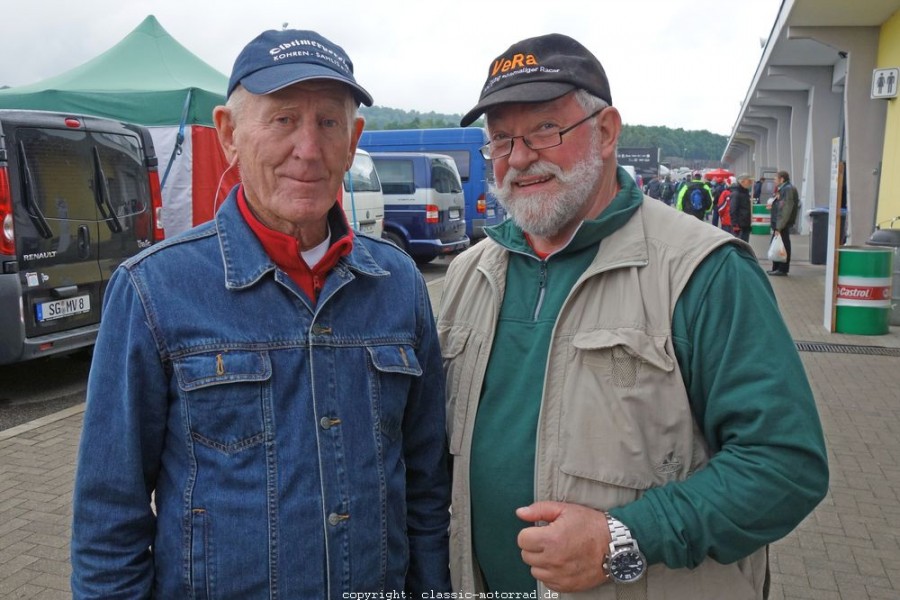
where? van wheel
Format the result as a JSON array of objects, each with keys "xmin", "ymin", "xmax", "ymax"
[{"xmin": 382, "ymin": 231, "xmax": 406, "ymax": 251}]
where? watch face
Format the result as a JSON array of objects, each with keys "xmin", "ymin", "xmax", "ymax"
[{"xmin": 610, "ymin": 549, "xmax": 646, "ymax": 582}]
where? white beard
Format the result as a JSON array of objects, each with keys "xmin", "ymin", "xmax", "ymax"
[{"xmin": 491, "ymin": 151, "xmax": 604, "ymax": 238}]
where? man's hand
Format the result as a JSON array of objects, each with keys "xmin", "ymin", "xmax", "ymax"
[{"xmin": 516, "ymin": 501, "xmax": 611, "ymax": 593}]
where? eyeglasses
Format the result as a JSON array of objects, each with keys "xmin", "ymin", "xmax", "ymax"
[{"xmin": 479, "ymin": 106, "xmax": 607, "ymax": 160}]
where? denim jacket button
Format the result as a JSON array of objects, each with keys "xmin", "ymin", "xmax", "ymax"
[
  {"xmin": 328, "ymin": 513, "xmax": 346, "ymax": 526},
  {"xmin": 320, "ymin": 416, "xmax": 341, "ymax": 430},
  {"xmin": 311, "ymin": 323, "xmax": 332, "ymax": 335}
]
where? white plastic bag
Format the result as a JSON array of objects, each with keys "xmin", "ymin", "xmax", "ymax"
[{"xmin": 767, "ymin": 234, "xmax": 787, "ymax": 263}]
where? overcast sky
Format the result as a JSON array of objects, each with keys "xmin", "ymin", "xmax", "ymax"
[{"xmin": 3, "ymin": 0, "xmax": 782, "ymax": 135}]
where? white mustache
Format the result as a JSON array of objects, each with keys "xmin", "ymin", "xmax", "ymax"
[{"xmin": 496, "ymin": 161, "xmax": 566, "ymax": 193}]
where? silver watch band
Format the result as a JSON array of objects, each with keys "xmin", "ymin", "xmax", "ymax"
[
  {"xmin": 606, "ymin": 514, "xmax": 634, "ymax": 549},
  {"xmin": 605, "ymin": 514, "xmax": 648, "ymax": 600}
]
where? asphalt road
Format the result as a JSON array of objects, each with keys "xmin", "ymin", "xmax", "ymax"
[{"xmin": 0, "ymin": 353, "xmax": 91, "ymax": 431}]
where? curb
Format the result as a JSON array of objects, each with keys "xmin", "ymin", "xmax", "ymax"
[{"xmin": 0, "ymin": 402, "xmax": 85, "ymax": 441}]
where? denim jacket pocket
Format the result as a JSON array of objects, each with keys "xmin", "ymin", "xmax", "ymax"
[
  {"xmin": 174, "ymin": 349, "xmax": 272, "ymax": 454},
  {"xmin": 556, "ymin": 328, "xmax": 690, "ymax": 506},
  {"xmin": 367, "ymin": 344, "xmax": 422, "ymax": 441}
]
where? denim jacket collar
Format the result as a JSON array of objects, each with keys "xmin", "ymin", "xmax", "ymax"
[{"xmin": 215, "ymin": 187, "xmax": 390, "ymax": 291}]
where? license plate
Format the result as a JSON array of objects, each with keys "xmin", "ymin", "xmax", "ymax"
[
  {"xmin": 487, "ymin": 208, "xmax": 496, "ymax": 217},
  {"xmin": 449, "ymin": 209, "xmax": 461, "ymax": 220},
  {"xmin": 359, "ymin": 221, "xmax": 376, "ymax": 234},
  {"xmin": 36, "ymin": 294, "xmax": 91, "ymax": 322}
]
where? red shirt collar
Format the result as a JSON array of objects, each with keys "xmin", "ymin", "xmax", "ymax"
[{"xmin": 236, "ymin": 185, "xmax": 354, "ymax": 300}]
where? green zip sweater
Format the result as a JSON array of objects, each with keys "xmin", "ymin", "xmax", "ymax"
[{"xmin": 469, "ymin": 168, "xmax": 827, "ymax": 593}]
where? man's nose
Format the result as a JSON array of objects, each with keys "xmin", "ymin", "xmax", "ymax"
[
  {"xmin": 290, "ymin": 123, "xmax": 326, "ymax": 159},
  {"xmin": 506, "ymin": 137, "xmax": 539, "ymax": 170}
]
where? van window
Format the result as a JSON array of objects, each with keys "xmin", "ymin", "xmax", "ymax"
[
  {"xmin": 343, "ymin": 151, "xmax": 381, "ymax": 193},
  {"xmin": 93, "ymin": 132, "xmax": 149, "ymax": 218},
  {"xmin": 374, "ymin": 159, "xmax": 416, "ymax": 195},
  {"xmin": 16, "ymin": 127, "xmax": 149, "ymax": 224},
  {"xmin": 440, "ymin": 150, "xmax": 470, "ymax": 181},
  {"xmin": 431, "ymin": 158, "xmax": 462, "ymax": 194},
  {"xmin": 16, "ymin": 128, "xmax": 95, "ymax": 221}
]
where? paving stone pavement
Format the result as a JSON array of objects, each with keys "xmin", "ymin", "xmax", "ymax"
[{"xmin": 1, "ymin": 232, "xmax": 899, "ymax": 599}]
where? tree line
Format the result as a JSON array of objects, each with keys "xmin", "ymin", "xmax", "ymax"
[{"xmin": 359, "ymin": 106, "xmax": 728, "ymax": 162}]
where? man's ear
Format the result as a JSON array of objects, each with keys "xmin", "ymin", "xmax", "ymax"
[
  {"xmin": 213, "ymin": 105, "xmax": 238, "ymax": 166},
  {"xmin": 597, "ymin": 107, "xmax": 622, "ymax": 162},
  {"xmin": 346, "ymin": 116, "xmax": 365, "ymax": 171}
]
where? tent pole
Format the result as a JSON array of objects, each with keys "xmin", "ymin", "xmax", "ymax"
[{"xmin": 160, "ymin": 90, "xmax": 193, "ymax": 191}]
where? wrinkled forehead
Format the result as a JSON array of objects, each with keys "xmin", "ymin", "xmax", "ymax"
[{"xmin": 485, "ymin": 93, "xmax": 576, "ymax": 127}]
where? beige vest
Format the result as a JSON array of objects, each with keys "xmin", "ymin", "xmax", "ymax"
[{"xmin": 438, "ymin": 199, "xmax": 767, "ymax": 600}]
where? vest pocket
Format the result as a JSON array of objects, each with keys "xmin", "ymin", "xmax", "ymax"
[
  {"xmin": 558, "ymin": 328, "xmax": 690, "ymax": 502},
  {"xmin": 174, "ymin": 350, "xmax": 272, "ymax": 454},
  {"xmin": 438, "ymin": 325, "xmax": 480, "ymax": 455}
]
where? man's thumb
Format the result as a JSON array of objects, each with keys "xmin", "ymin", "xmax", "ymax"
[{"xmin": 516, "ymin": 501, "xmax": 565, "ymax": 524}]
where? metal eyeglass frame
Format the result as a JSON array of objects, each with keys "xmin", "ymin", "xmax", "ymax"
[{"xmin": 479, "ymin": 106, "xmax": 608, "ymax": 160}]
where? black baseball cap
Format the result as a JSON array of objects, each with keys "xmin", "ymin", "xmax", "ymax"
[
  {"xmin": 227, "ymin": 29, "xmax": 373, "ymax": 106},
  {"xmin": 460, "ymin": 33, "xmax": 612, "ymax": 127}
]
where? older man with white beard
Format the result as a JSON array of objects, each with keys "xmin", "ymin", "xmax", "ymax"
[{"xmin": 437, "ymin": 33, "xmax": 828, "ymax": 600}]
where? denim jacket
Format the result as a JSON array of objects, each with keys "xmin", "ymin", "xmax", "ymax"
[{"xmin": 71, "ymin": 188, "xmax": 451, "ymax": 599}]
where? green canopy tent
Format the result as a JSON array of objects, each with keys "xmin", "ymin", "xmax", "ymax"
[{"xmin": 0, "ymin": 15, "xmax": 239, "ymax": 236}]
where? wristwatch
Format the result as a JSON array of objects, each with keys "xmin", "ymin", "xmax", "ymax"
[{"xmin": 603, "ymin": 513, "xmax": 647, "ymax": 584}]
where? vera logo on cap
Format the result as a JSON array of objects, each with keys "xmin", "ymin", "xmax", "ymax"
[
  {"xmin": 491, "ymin": 53, "xmax": 539, "ymax": 76},
  {"xmin": 483, "ymin": 51, "xmax": 563, "ymax": 95}
]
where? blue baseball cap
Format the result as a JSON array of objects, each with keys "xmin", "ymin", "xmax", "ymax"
[{"xmin": 227, "ymin": 29, "xmax": 373, "ymax": 106}]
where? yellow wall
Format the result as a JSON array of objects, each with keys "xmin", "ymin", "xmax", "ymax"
[{"xmin": 878, "ymin": 11, "xmax": 900, "ymax": 228}]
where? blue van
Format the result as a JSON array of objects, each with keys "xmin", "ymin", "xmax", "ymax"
[
  {"xmin": 369, "ymin": 152, "xmax": 469, "ymax": 263},
  {"xmin": 358, "ymin": 128, "xmax": 505, "ymax": 240}
]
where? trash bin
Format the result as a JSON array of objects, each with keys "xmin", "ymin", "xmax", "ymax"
[
  {"xmin": 751, "ymin": 204, "xmax": 770, "ymax": 235},
  {"xmin": 867, "ymin": 227, "xmax": 900, "ymax": 326},
  {"xmin": 835, "ymin": 246, "xmax": 893, "ymax": 335},
  {"xmin": 808, "ymin": 207, "xmax": 847, "ymax": 265}
]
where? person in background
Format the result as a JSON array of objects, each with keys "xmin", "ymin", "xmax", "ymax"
[
  {"xmin": 659, "ymin": 174, "xmax": 676, "ymax": 206},
  {"xmin": 645, "ymin": 175, "xmax": 662, "ymax": 200},
  {"xmin": 674, "ymin": 173, "xmax": 690, "ymax": 202},
  {"xmin": 716, "ymin": 178, "xmax": 733, "ymax": 234},
  {"xmin": 768, "ymin": 170, "xmax": 799, "ymax": 276},
  {"xmin": 439, "ymin": 32, "xmax": 828, "ymax": 599},
  {"xmin": 675, "ymin": 171, "xmax": 715, "ymax": 220},
  {"xmin": 71, "ymin": 28, "xmax": 450, "ymax": 599},
  {"xmin": 752, "ymin": 176, "xmax": 765, "ymax": 204},
  {"xmin": 709, "ymin": 177, "xmax": 727, "ymax": 228},
  {"xmin": 730, "ymin": 173, "xmax": 754, "ymax": 242}
]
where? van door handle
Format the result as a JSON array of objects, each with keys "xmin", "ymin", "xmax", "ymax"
[
  {"xmin": 51, "ymin": 285, "xmax": 79, "ymax": 299},
  {"xmin": 78, "ymin": 225, "xmax": 91, "ymax": 259}
]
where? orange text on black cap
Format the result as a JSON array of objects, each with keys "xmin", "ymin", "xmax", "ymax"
[{"xmin": 492, "ymin": 53, "xmax": 539, "ymax": 76}]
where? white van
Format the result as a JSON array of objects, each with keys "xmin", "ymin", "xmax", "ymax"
[{"xmin": 340, "ymin": 148, "xmax": 384, "ymax": 238}]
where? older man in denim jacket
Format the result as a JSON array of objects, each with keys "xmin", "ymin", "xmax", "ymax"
[{"xmin": 71, "ymin": 28, "xmax": 450, "ymax": 599}]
